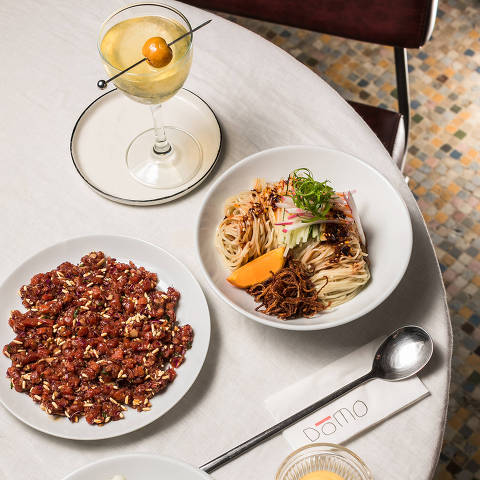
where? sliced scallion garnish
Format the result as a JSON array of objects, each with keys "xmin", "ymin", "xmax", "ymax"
[{"xmin": 288, "ymin": 168, "xmax": 334, "ymax": 221}]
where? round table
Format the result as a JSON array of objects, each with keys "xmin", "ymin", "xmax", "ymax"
[{"xmin": 0, "ymin": 1, "xmax": 451, "ymax": 479}]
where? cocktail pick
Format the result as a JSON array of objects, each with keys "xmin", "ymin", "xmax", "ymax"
[{"xmin": 97, "ymin": 19, "xmax": 212, "ymax": 89}]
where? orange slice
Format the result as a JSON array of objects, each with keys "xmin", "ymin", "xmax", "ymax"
[{"xmin": 227, "ymin": 247, "xmax": 286, "ymax": 288}]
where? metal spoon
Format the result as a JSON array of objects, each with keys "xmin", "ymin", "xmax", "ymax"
[{"xmin": 200, "ymin": 325, "xmax": 433, "ymax": 473}]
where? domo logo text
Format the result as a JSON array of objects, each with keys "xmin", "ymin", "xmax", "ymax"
[{"xmin": 303, "ymin": 399, "xmax": 368, "ymax": 441}]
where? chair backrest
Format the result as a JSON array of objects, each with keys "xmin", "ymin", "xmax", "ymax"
[{"xmin": 187, "ymin": 0, "xmax": 437, "ymax": 48}]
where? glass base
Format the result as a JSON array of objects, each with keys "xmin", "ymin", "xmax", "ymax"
[{"xmin": 126, "ymin": 127, "xmax": 202, "ymax": 189}]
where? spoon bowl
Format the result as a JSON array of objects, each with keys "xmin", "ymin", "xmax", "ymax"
[{"xmin": 373, "ymin": 325, "xmax": 433, "ymax": 381}]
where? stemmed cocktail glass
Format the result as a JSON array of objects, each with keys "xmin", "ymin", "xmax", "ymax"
[{"xmin": 98, "ymin": 3, "xmax": 201, "ymax": 189}]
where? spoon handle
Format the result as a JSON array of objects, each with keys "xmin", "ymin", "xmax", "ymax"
[{"xmin": 200, "ymin": 370, "xmax": 375, "ymax": 473}]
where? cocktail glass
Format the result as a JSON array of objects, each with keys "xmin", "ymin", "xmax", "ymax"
[{"xmin": 98, "ymin": 3, "xmax": 201, "ymax": 189}]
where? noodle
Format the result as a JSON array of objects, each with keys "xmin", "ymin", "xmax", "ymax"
[
  {"xmin": 295, "ymin": 231, "xmax": 370, "ymax": 308},
  {"xmin": 215, "ymin": 177, "xmax": 370, "ymax": 314},
  {"xmin": 215, "ymin": 179, "xmax": 286, "ymax": 270}
]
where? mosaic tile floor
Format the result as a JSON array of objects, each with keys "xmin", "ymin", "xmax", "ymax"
[{"xmin": 218, "ymin": 1, "xmax": 480, "ymax": 478}]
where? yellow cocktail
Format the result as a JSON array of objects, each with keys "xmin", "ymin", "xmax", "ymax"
[
  {"xmin": 98, "ymin": 4, "xmax": 201, "ymax": 189},
  {"xmin": 100, "ymin": 16, "xmax": 192, "ymax": 104}
]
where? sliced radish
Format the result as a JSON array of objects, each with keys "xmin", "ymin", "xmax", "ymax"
[
  {"xmin": 285, "ymin": 207, "xmax": 310, "ymax": 214},
  {"xmin": 282, "ymin": 218, "xmax": 351, "ymax": 232},
  {"xmin": 345, "ymin": 191, "xmax": 366, "ymax": 246}
]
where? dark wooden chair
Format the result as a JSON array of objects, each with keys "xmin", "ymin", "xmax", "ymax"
[{"xmin": 186, "ymin": 0, "xmax": 438, "ymax": 172}]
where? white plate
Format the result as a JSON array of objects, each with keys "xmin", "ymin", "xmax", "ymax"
[
  {"xmin": 70, "ymin": 89, "xmax": 222, "ymax": 205},
  {"xmin": 0, "ymin": 235, "xmax": 210, "ymax": 440},
  {"xmin": 196, "ymin": 145, "xmax": 412, "ymax": 331},
  {"xmin": 62, "ymin": 453, "xmax": 211, "ymax": 480}
]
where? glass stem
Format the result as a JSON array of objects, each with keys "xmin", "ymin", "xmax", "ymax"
[{"xmin": 150, "ymin": 104, "xmax": 172, "ymax": 155}]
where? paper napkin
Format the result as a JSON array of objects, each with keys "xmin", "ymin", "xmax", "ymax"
[{"xmin": 265, "ymin": 337, "xmax": 430, "ymax": 448}]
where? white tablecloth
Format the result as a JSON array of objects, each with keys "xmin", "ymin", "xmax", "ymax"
[{"xmin": 0, "ymin": 1, "xmax": 451, "ymax": 479}]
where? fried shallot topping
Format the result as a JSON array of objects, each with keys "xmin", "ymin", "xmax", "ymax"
[{"xmin": 246, "ymin": 257, "xmax": 326, "ymax": 319}]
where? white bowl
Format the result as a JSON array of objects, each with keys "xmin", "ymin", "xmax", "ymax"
[
  {"xmin": 62, "ymin": 453, "xmax": 211, "ymax": 480},
  {"xmin": 196, "ymin": 145, "xmax": 412, "ymax": 331}
]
